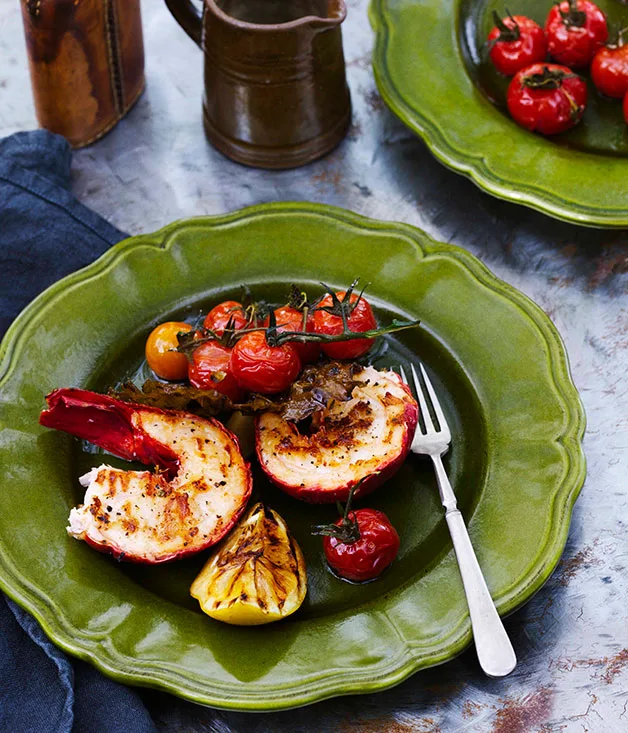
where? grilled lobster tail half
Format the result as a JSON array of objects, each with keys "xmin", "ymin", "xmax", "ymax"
[
  {"xmin": 40, "ymin": 389, "xmax": 252, "ymax": 563},
  {"xmin": 256, "ymin": 366, "xmax": 419, "ymax": 503}
]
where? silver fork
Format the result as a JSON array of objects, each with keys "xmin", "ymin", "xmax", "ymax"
[{"xmin": 399, "ymin": 363, "xmax": 517, "ymax": 678}]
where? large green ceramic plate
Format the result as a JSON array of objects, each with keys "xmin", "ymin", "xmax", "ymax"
[
  {"xmin": 370, "ymin": 0, "xmax": 628, "ymax": 227},
  {"xmin": 0, "ymin": 204, "xmax": 585, "ymax": 710}
]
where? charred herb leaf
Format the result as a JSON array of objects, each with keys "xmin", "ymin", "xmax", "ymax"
[
  {"xmin": 277, "ymin": 361, "xmax": 361, "ymax": 422},
  {"xmin": 112, "ymin": 381, "xmax": 230, "ymax": 416}
]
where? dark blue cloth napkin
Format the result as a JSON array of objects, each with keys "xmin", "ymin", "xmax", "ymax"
[{"xmin": 0, "ymin": 131, "xmax": 157, "ymax": 733}]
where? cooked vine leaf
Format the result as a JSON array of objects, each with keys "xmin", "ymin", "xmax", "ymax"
[
  {"xmin": 112, "ymin": 381, "xmax": 230, "ymax": 416},
  {"xmin": 111, "ymin": 361, "xmax": 361, "ymax": 423},
  {"xmin": 277, "ymin": 361, "xmax": 361, "ymax": 422}
]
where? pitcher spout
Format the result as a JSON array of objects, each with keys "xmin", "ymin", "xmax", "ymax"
[{"xmin": 309, "ymin": 0, "xmax": 347, "ymax": 30}]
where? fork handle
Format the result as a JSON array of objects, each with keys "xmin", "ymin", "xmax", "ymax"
[{"xmin": 432, "ymin": 455, "xmax": 517, "ymax": 678}]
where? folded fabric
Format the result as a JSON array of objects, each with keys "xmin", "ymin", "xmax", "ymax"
[{"xmin": 0, "ymin": 130, "xmax": 157, "ymax": 733}]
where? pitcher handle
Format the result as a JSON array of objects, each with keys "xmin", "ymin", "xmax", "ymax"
[{"xmin": 164, "ymin": 0, "xmax": 203, "ymax": 48}]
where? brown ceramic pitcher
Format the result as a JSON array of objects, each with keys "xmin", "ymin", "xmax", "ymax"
[{"xmin": 164, "ymin": 0, "xmax": 351, "ymax": 168}]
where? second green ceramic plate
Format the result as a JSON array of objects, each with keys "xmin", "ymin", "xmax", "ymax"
[
  {"xmin": 0, "ymin": 204, "xmax": 585, "ymax": 709},
  {"xmin": 370, "ymin": 0, "xmax": 628, "ymax": 227}
]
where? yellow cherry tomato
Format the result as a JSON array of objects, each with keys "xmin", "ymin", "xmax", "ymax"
[{"xmin": 145, "ymin": 321, "xmax": 192, "ymax": 381}]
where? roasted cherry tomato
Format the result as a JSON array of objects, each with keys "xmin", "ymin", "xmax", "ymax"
[
  {"xmin": 545, "ymin": 0, "xmax": 608, "ymax": 69},
  {"xmin": 487, "ymin": 13, "xmax": 547, "ymax": 76},
  {"xmin": 270, "ymin": 305, "xmax": 321, "ymax": 364},
  {"xmin": 591, "ymin": 38, "xmax": 628, "ymax": 99},
  {"xmin": 145, "ymin": 321, "xmax": 193, "ymax": 381},
  {"xmin": 323, "ymin": 508, "xmax": 400, "ymax": 582},
  {"xmin": 230, "ymin": 331, "xmax": 301, "ymax": 394},
  {"xmin": 188, "ymin": 341, "xmax": 246, "ymax": 401},
  {"xmin": 203, "ymin": 300, "xmax": 249, "ymax": 336},
  {"xmin": 313, "ymin": 292, "xmax": 377, "ymax": 360},
  {"xmin": 507, "ymin": 63, "xmax": 587, "ymax": 135}
]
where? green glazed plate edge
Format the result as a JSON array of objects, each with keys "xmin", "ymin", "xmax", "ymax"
[{"xmin": 0, "ymin": 203, "xmax": 586, "ymax": 709}]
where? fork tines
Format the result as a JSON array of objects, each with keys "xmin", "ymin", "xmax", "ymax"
[{"xmin": 398, "ymin": 362, "xmax": 451, "ymax": 440}]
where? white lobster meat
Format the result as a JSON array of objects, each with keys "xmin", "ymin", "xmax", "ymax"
[{"xmin": 40, "ymin": 389, "xmax": 252, "ymax": 563}]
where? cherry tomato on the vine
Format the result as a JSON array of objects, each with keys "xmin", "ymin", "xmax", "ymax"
[
  {"xmin": 145, "ymin": 322, "xmax": 193, "ymax": 381},
  {"xmin": 230, "ymin": 331, "xmax": 301, "ymax": 394},
  {"xmin": 507, "ymin": 63, "xmax": 587, "ymax": 135},
  {"xmin": 591, "ymin": 38, "xmax": 628, "ymax": 99},
  {"xmin": 487, "ymin": 13, "xmax": 547, "ymax": 77},
  {"xmin": 323, "ymin": 509, "xmax": 400, "ymax": 582},
  {"xmin": 313, "ymin": 292, "xmax": 377, "ymax": 360},
  {"xmin": 203, "ymin": 300, "xmax": 249, "ymax": 336},
  {"xmin": 545, "ymin": 0, "xmax": 608, "ymax": 69},
  {"xmin": 188, "ymin": 341, "xmax": 246, "ymax": 401},
  {"xmin": 270, "ymin": 305, "xmax": 321, "ymax": 364}
]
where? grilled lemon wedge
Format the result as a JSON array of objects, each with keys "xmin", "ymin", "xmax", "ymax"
[{"xmin": 190, "ymin": 502, "xmax": 307, "ymax": 625}]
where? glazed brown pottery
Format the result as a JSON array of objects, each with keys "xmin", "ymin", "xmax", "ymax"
[
  {"xmin": 164, "ymin": 0, "xmax": 352, "ymax": 169},
  {"xmin": 20, "ymin": 0, "xmax": 145, "ymax": 148}
]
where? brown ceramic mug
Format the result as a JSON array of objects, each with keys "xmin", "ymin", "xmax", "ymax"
[{"xmin": 164, "ymin": 0, "xmax": 351, "ymax": 169}]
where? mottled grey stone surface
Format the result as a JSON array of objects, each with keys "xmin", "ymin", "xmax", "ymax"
[{"xmin": 1, "ymin": 1, "xmax": 627, "ymax": 730}]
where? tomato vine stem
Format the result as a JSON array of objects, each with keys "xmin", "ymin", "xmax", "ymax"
[{"xmin": 176, "ymin": 281, "xmax": 421, "ymax": 355}]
